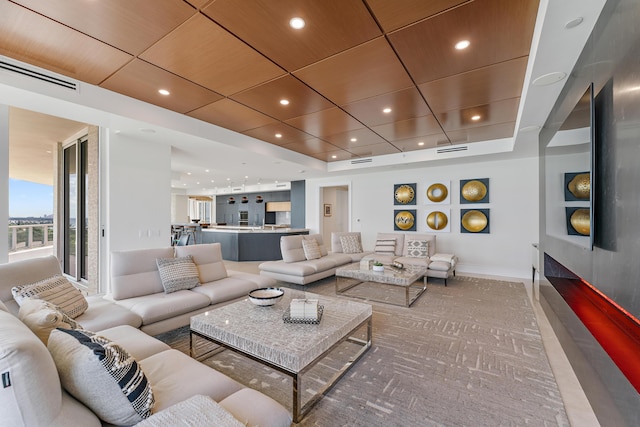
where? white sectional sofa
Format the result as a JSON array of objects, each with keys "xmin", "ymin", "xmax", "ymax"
[
  {"xmin": 258, "ymin": 233, "xmax": 353, "ymax": 285},
  {"xmin": 0, "ymin": 245, "xmax": 291, "ymax": 426}
]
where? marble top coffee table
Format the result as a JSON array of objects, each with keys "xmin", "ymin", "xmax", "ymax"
[
  {"xmin": 335, "ymin": 263, "xmax": 427, "ymax": 307},
  {"xmin": 190, "ymin": 289, "xmax": 372, "ymax": 423}
]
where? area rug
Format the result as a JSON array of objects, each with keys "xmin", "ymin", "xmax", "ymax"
[{"xmin": 155, "ymin": 275, "xmax": 569, "ymax": 426}]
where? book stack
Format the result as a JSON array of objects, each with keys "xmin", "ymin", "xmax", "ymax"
[{"xmin": 289, "ymin": 299, "xmax": 319, "ymax": 320}]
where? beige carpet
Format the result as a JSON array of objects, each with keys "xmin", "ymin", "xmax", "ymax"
[{"xmin": 155, "ymin": 275, "xmax": 569, "ymax": 426}]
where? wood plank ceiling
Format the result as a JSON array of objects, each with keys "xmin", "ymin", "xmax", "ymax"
[{"xmin": 0, "ymin": 0, "xmax": 539, "ymax": 163}]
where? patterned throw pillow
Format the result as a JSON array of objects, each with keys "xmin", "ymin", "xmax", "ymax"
[
  {"xmin": 340, "ymin": 235, "xmax": 363, "ymax": 254},
  {"xmin": 12, "ymin": 274, "xmax": 88, "ymax": 318},
  {"xmin": 156, "ymin": 255, "xmax": 200, "ymax": 294},
  {"xmin": 406, "ymin": 239, "xmax": 429, "ymax": 258},
  {"xmin": 374, "ymin": 239, "xmax": 396, "ymax": 254},
  {"xmin": 48, "ymin": 328, "xmax": 154, "ymax": 425},
  {"xmin": 18, "ymin": 299, "xmax": 83, "ymax": 345},
  {"xmin": 302, "ymin": 238, "xmax": 322, "ymax": 260}
]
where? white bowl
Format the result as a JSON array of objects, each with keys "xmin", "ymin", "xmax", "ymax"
[{"xmin": 248, "ymin": 287, "xmax": 284, "ymax": 306}]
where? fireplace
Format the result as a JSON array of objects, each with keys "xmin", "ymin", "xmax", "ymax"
[{"xmin": 543, "ymin": 254, "xmax": 640, "ymax": 393}]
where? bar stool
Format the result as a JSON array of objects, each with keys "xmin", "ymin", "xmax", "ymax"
[
  {"xmin": 171, "ymin": 226, "xmax": 184, "ymax": 246},
  {"xmin": 183, "ymin": 225, "xmax": 197, "ymax": 245}
]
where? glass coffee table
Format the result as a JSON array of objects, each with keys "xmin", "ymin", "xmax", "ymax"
[
  {"xmin": 190, "ymin": 289, "xmax": 372, "ymax": 423},
  {"xmin": 335, "ymin": 263, "xmax": 427, "ymax": 307}
]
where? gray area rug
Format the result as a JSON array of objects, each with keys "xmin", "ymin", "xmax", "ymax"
[{"xmin": 155, "ymin": 275, "xmax": 569, "ymax": 426}]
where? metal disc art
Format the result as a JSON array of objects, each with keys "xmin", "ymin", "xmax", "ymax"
[
  {"xmin": 426, "ymin": 211, "xmax": 448, "ymax": 230},
  {"xmin": 570, "ymin": 208, "xmax": 590, "ymax": 235},
  {"xmin": 461, "ymin": 180, "xmax": 487, "ymax": 202},
  {"xmin": 427, "ymin": 183, "xmax": 448, "ymax": 203},
  {"xmin": 395, "ymin": 210, "xmax": 415, "ymax": 230},
  {"xmin": 395, "ymin": 185, "xmax": 415, "ymax": 204},
  {"xmin": 461, "ymin": 210, "xmax": 488, "ymax": 233},
  {"xmin": 567, "ymin": 173, "xmax": 590, "ymax": 199}
]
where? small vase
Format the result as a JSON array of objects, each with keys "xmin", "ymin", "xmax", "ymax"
[{"xmin": 372, "ymin": 265, "xmax": 384, "ymax": 272}]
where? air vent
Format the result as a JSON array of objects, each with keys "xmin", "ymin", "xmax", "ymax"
[
  {"xmin": 350, "ymin": 158, "xmax": 373, "ymax": 165},
  {"xmin": 436, "ymin": 146, "xmax": 468, "ymax": 154},
  {"xmin": 275, "ymin": 183, "xmax": 288, "ymax": 188},
  {"xmin": 0, "ymin": 60, "xmax": 78, "ymax": 91},
  {"xmin": 231, "ymin": 186, "xmax": 243, "ymax": 192}
]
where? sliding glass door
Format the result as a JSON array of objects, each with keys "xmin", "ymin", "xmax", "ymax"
[{"xmin": 63, "ymin": 137, "xmax": 88, "ymax": 281}]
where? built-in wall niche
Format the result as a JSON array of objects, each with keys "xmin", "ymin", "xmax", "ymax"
[{"xmin": 544, "ymin": 84, "xmax": 595, "ymax": 249}]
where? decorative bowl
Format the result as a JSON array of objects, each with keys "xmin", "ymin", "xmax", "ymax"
[{"xmin": 248, "ymin": 287, "xmax": 284, "ymax": 306}]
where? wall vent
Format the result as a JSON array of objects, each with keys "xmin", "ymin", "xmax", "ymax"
[
  {"xmin": 436, "ymin": 145, "xmax": 468, "ymax": 154},
  {"xmin": 231, "ymin": 186, "xmax": 243, "ymax": 192},
  {"xmin": 275, "ymin": 183, "xmax": 288, "ymax": 188},
  {"xmin": 350, "ymin": 158, "xmax": 373, "ymax": 165},
  {"xmin": 0, "ymin": 60, "xmax": 78, "ymax": 91}
]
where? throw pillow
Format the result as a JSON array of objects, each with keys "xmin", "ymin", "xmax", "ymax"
[
  {"xmin": 156, "ymin": 255, "xmax": 200, "ymax": 294},
  {"xmin": 302, "ymin": 238, "xmax": 322, "ymax": 260},
  {"xmin": 48, "ymin": 328, "xmax": 154, "ymax": 425},
  {"xmin": 18, "ymin": 299, "xmax": 83, "ymax": 345},
  {"xmin": 406, "ymin": 239, "xmax": 429, "ymax": 258},
  {"xmin": 374, "ymin": 239, "xmax": 396, "ymax": 254},
  {"xmin": 340, "ymin": 235, "xmax": 363, "ymax": 254},
  {"xmin": 12, "ymin": 274, "xmax": 88, "ymax": 318}
]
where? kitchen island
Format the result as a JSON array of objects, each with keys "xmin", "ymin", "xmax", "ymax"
[{"xmin": 200, "ymin": 226, "xmax": 309, "ymax": 261}]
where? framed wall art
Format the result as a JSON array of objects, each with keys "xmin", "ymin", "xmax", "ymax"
[
  {"xmin": 460, "ymin": 178, "xmax": 489, "ymax": 204},
  {"xmin": 324, "ymin": 204, "xmax": 332, "ymax": 217},
  {"xmin": 564, "ymin": 171, "xmax": 590, "ymax": 201},
  {"xmin": 394, "ymin": 183, "xmax": 416, "ymax": 205},
  {"xmin": 460, "ymin": 209, "xmax": 490, "ymax": 234},
  {"xmin": 394, "ymin": 209, "xmax": 416, "ymax": 231}
]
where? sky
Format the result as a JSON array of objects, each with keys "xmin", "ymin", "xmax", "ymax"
[{"xmin": 9, "ymin": 178, "xmax": 54, "ymax": 217}]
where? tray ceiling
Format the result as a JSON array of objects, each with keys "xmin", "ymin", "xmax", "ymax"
[{"xmin": 0, "ymin": 0, "xmax": 539, "ymax": 163}]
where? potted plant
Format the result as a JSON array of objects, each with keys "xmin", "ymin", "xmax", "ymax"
[{"xmin": 372, "ymin": 261, "xmax": 384, "ymax": 272}]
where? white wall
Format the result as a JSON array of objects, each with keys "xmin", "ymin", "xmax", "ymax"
[
  {"xmin": 0, "ymin": 105, "xmax": 8, "ymax": 264},
  {"xmin": 104, "ymin": 132, "xmax": 171, "ymax": 255},
  {"xmin": 306, "ymin": 156, "xmax": 539, "ymax": 279},
  {"xmin": 171, "ymin": 193, "xmax": 189, "ymax": 223}
]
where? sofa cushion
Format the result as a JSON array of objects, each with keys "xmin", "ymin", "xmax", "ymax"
[
  {"xmin": 340, "ymin": 235, "xmax": 363, "ymax": 254},
  {"xmin": 114, "ymin": 290, "xmax": 210, "ymax": 325},
  {"xmin": 18, "ymin": 299, "xmax": 83, "ymax": 345},
  {"xmin": 406, "ymin": 239, "xmax": 429, "ymax": 258},
  {"xmin": 280, "ymin": 235, "xmax": 306, "ymax": 263},
  {"xmin": 97, "ymin": 325, "xmax": 171, "ymax": 361},
  {"xmin": 139, "ymin": 349, "xmax": 243, "ymax": 411},
  {"xmin": 305, "ymin": 234, "xmax": 329, "ymax": 256},
  {"xmin": 111, "ymin": 247, "xmax": 175, "ymax": 300},
  {"xmin": 76, "ymin": 295, "xmax": 143, "ymax": 331},
  {"xmin": 175, "ymin": 243, "xmax": 228, "ymax": 282},
  {"xmin": 191, "ymin": 277, "xmax": 258, "ymax": 305},
  {"xmin": 156, "ymin": 255, "xmax": 200, "ymax": 294},
  {"xmin": 12, "ymin": 274, "xmax": 88, "ymax": 318},
  {"xmin": 220, "ymin": 388, "xmax": 293, "ymax": 427},
  {"xmin": 48, "ymin": 328, "xmax": 154, "ymax": 425},
  {"xmin": 302, "ymin": 238, "xmax": 322, "ymax": 260},
  {"xmin": 429, "ymin": 260, "xmax": 453, "ymax": 271}
]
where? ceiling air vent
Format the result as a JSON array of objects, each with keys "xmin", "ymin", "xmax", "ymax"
[
  {"xmin": 275, "ymin": 183, "xmax": 288, "ymax": 188},
  {"xmin": 436, "ymin": 145, "xmax": 468, "ymax": 154},
  {"xmin": 350, "ymin": 158, "xmax": 373, "ymax": 165},
  {"xmin": 231, "ymin": 186, "xmax": 244, "ymax": 192},
  {"xmin": 0, "ymin": 60, "xmax": 78, "ymax": 91}
]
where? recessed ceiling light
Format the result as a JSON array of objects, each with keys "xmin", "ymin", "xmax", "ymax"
[
  {"xmin": 332, "ymin": 155, "xmax": 337, "ymax": 159},
  {"xmin": 158, "ymin": 89, "xmax": 170, "ymax": 96},
  {"xmin": 289, "ymin": 17, "xmax": 305, "ymax": 29},
  {"xmin": 226, "ymin": 178, "xmax": 231, "ymax": 181},
  {"xmin": 383, "ymin": 107, "xmax": 392, "ymax": 114},
  {"xmin": 187, "ymin": 172, "xmax": 192, "ymax": 175},
  {"xmin": 280, "ymin": 99, "xmax": 289, "ymax": 105},
  {"xmin": 205, "ymin": 169, "xmax": 209, "ymax": 172},
  {"xmin": 275, "ymin": 133, "xmax": 282, "ymax": 138},
  {"xmin": 532, "ymin": 72, "xmax": 567, "ymax": 86},
  {"xmin": 211, "ymin": 179, "xmax": 215, "ymax": 183},
  {"xmin": 471, "ymin": 115, "xmax": 481, "ymax": 121},
  {"xmin": 418, "ymin": 142, "xmax": 424, "ymax": 146},
  {"xmin": 565, "ymin": 17, "xmax": 584, "ymax": 29},
  {"xmin": 350, "ymin": 138, "xmax": 357, "ymax": 142},
  {"xmin": 244, "ymin": 175, "xmax": 248, "ymax": 179},
  {"xmin": 455, "ymin": 40, "xmax": 470, "ymax": 50}
]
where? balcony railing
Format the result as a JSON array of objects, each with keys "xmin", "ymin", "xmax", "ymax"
[{"xmin": 8, "ymin": 224, "xmax": 54, "ymax": 252}]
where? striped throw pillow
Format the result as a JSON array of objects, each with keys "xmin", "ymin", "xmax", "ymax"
[
  {"xmin": 12, "ymin": 274, "xmax": 88, "ymax": 318},
  {"xmin": 374, "ymin": 239, "xmax": 396, "ymax": 254}
]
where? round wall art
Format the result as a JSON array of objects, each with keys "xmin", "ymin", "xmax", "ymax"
[
  {"xmin": 461, "ymin": 209, "xmax": 490, "ymax": 233},
  {"xmin": 394, "ymin": 210, "xmax": 416, "ymax": 231},
  {"xmin": 426, "ymin": 211, "xmax": 448, "ymax": 230},
  {"xmin": 394, "ymin": 183, "xmax": 416, "ymax": 205},
  {"xmin": 427, "ymin": 183, "xmax": 448, "ymax": 203},
  {"xmin": 461, "ymin": 180, "xmax": 488, "ymax": 202}
]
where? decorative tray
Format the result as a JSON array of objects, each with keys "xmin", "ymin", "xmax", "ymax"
[{"xmin": 283, "ymin": 305, "xmax": 324, "ymax": 324}]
